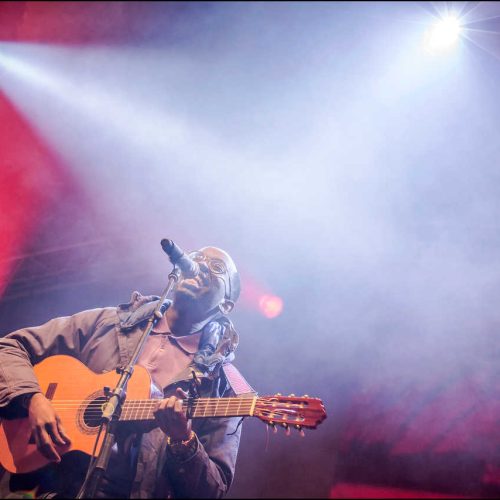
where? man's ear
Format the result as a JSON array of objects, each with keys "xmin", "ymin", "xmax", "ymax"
[{"xmin": 219, "ymin": 299, "xmax": 234, "ymax": 315}]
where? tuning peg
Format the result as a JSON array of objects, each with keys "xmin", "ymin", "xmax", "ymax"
[
  {"xmin": 282, "ymin": 423, "xmax": 291, "ymax": 436},
  {"xmin": 303, "ymin": 394, "xmax": 309, "ymax": 398},
  {"xmin": 268, "ymin": 422, "xmax": 278, "ymax": 433},
  {"xmin": 275, "ymin": 392, "xmax": 281, "ymax": 396},
  {"xmin": 289, "ymin": 393, "xmax": 295, "ymax": 397},
  {"xmin": 295, "ymin": 425, "xmax": 305, "ymax": 438}
]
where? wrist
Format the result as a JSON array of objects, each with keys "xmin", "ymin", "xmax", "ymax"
[
  {"xmin": 19, "ymin": 392, "xmax": 41, "ymax": 410},
  {"xmin": 166, "ymin": 430, "xmax": 198, "ymax": 460},
  {"xmin": 167, "ymin": 430, "xmax": 195, "ymax": 446}
]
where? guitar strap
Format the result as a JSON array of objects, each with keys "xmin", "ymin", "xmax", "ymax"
[{"xmin": 222, "ymin": 363, "xmax": 256, "ymax": 396}]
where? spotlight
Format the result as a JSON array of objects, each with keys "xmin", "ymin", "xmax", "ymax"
[
  {"xmin": 424, "ymin": 15, "xmax": 462, "ymax": 52},
  {"xmin": 258, "ymin": 294, "xmax": 284, "ymax": 319}
]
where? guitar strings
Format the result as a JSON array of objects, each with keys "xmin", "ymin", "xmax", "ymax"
[
  {"xmin": 46, "ymin": 399, "xmax": 308, "ymax": 406},
  {"xmin": 46, "ymin": 401, "xmax": 307, "ymax": 408},
  {"xmin": 48, "ymin": 400, "xmax": 259, "ymax": 408},
  {"xmin": 45, "ymin": 397, "xmax": 306, "ymax": 403},
  {"xmin": 45, "ymin": 401, "xmax": 307, "ymax": 412},
  {"xmin": 43, "ymin": 410, "xmax": 308, "ymax": 422},
  {"xmin": 47, "ymin": 402, "xmax": 304, "ymax": 412},
  {"xmin": 44, "ymin": 405, "xmax": 310, "ymax": 422},
  {"xmin": 44, "ymin": 398, "xmax": 314, "ymax": 423},
  {"xmin": 47, "ymin": 401, "xmax": 309, "ymax": 411}
]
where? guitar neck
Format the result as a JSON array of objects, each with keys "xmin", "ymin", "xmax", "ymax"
[{"xmin": 120, "ymin": 397, "xmax": 257, "ymax": 422}]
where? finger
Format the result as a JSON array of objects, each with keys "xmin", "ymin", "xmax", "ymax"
[
  {"xmin": 154, "ymin": 399, "xmax": 170, "ymax": 423},
  {"xmin": 160, "ymin": 398, "xmax": 177, "ymax": 426},
  {"xmin": 175, "ymin": 387, "xmax": 189, "ymax": 399},
  {"xmin": 57, "ymin": 421, "xmax": 72, "ymax": 445},
  {"xmin": 174, "ymin": 399, "xmax": 185, "ymax": 416},
  {"xmin": 47, "ymin": 422, "xmax": 66, "ymax": 446},
  {"xmin": 153, "ymin": 398, "xmax": 166, "ymax": 415},
  {"xmin": 36, "ymin": 427, "xmax": 61, "ymax": 462},
  {"xmin": 166, "ymin": 397, "xmax": 177, "ymax": 411}
]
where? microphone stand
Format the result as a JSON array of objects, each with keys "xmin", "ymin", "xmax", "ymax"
[{"xmin": 76, "ymin": 267, "xmax": 180, "ymax": 499}]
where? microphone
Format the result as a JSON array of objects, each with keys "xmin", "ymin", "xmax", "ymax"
[{"xmin": 161, "ymin": 239, "xmax": 199, "ymax": 278}]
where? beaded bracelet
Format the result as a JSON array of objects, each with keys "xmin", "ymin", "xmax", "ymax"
[
  {"xmin": 166, "ymin": 430, "xmax": 198, "ymax": 460},
  {"xmin": 166, "ymin": 430, "xmax": 196, "ymax": 447}
]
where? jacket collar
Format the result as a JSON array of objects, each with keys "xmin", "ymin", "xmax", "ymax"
[{"xmin": 117, "ymin": 291, "xmax": 170, "ymax": 330}]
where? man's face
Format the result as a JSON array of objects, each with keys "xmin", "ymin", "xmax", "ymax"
[{"xmin": 172, "ymin": 247, "xmax": 235, "ymax": 319}]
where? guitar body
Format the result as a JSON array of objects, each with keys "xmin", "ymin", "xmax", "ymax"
[{"xmin": 0, "ymin": 355, "xmax": 152, "ymax": 474}]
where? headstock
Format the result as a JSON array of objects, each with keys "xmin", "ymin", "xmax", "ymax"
[{"xmin": 254, "ymin": 394, "xmax": 327, "ymax": 436}]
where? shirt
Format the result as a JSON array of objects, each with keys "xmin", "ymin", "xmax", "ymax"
[
  {"xmin": 137, "ymin": 326, "xmax": 202, "ymax": 391},
  {"xmin": 98, "ymin": 326, "xmax": 203, "ymax": 498}
]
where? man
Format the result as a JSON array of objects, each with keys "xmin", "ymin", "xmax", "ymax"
[{"xmin": 0, "ymin": 245, "xmax": 252, "ymax": 498}]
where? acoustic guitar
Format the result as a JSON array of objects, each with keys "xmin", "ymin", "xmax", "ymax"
[{"xmin": 0, "ymin": 355, "xmax": 326, "ymax": 474}]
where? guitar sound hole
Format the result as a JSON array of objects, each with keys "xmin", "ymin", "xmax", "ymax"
[{"xmin": 82, "ymin": 397, "xmax": 107, "ymax": 428}]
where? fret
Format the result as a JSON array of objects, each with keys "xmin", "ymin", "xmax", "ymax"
[
  {"xmin": 249, "ymin": 396, "xmax": 257, "ymax": 416},
  {"xmin": 143, "ymin": 401, "xmax": 155, "ymax": 420},
  {"xmin": 196, "ymin": 400, "xmax": 203, "ymax": 418},
  {"xmin": 190, "ymin": 400, "xmax": 199, "ymax": 418},
  {"xmin": 148, "ymin": 402, "xmax": 155, "ymax": 420},
  {"xmin": 122, "ymin": 403, "xmax": 128, "ymax": 420},
  {"xmin": 123, "ymin": 402, "xmax": 131, "ymax": 421},
  {"xmin": 146, "ymin": 400, "xmax": 153, "ymax": 420}
]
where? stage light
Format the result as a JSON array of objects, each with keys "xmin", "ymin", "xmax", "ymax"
[
  {"xmin": 258, "ymin": 294, "xmax": 284, "ymax": 319},
  {"xmin": 424, "ymin": 15, "xmax": 462, "ymax": 53}
]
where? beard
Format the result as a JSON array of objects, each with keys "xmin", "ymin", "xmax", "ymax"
[
  {"xmin": 173, "ymin": 285, "xmax": 197, "ymax": 304},
  {"xmin": 171, "ymin": 268, "xmax": 227, "ymax": 323},
  {"xmin": 172, "ymin": 282, "xmax": 220, "ymax": 318}
]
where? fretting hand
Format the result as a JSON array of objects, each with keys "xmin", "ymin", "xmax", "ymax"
[{"xmin": 153, "ymin": 387, "xmax": 192, "ymax": 441}]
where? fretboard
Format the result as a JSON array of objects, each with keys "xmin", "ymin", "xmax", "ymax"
[{"xmin": 119, "ymin": 397, "xmax": 257, "ymax": 422}]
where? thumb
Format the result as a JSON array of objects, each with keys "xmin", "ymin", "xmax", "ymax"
[{"xmin": 176, "ymin": 387, "xmax": 189, "ymax": 400}]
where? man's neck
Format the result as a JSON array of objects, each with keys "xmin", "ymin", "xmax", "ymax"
[{"xmin": 164, "ymin": 306, "xmax": 214, "ymax": 336}]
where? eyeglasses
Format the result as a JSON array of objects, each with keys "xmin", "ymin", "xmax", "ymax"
[{"xmin": 189, "ymin": 251, "xmax": 232, "ymax": 300}]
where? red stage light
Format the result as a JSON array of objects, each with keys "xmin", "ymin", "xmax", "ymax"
[{"xmin": 258, "ymin": 294, "xmax": 284, "ymax": 319}]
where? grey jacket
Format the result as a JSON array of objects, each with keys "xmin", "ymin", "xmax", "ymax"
[{"xmin": 0, "ymin": 292, "xmax": 244, "ymax": 499}]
